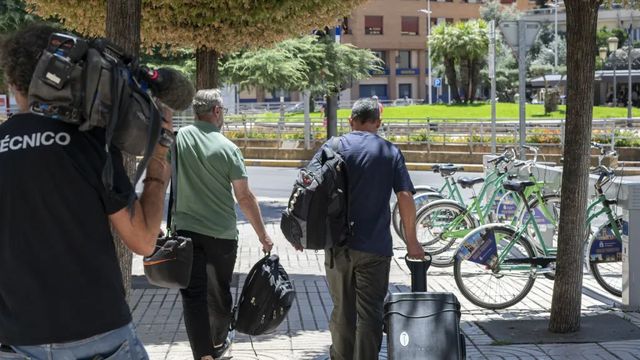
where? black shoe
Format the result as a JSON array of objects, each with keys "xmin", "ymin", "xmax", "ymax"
[{"xmin": 213, "ymin": 336, "xmax": 231, "ymax": 359}]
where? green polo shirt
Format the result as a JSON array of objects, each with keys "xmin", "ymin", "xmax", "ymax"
[{"xmin": 174, "ymin": 121, "xmax": 247, "ymax": 240}]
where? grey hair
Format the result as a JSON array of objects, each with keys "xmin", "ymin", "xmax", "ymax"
[
  {"xmin": 192, "ymin": 89, "xmax": 223, "ymax": 115},
  {"xmin": 351, "ymin": 98, "xmax": 380, "ymax": 123}
]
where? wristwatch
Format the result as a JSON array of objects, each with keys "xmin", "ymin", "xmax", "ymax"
[{"xmin": 158, "ymin": 128, "xmax": 175, "ymax": 148}]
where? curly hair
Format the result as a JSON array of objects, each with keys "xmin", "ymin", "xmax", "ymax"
[{"xmin": 0, "ymin": 23, "xmax": 57, "ymax": 94}]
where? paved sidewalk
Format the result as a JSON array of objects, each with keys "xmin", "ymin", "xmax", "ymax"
[{"xmin": 131, "ymin": 206, "xmax": 640, "ymax": 360}]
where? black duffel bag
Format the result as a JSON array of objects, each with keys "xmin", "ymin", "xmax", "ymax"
[
  {"xmin": 143, "ymin": 234, "xmax": 193, "ymax": 288},
  {"xmin": 142, "ymin": 130, "xmax": 193, "ymax": 289},
  {"xmin": 233, "ymin": 254, "xmax": 296, "ymax": 335}
]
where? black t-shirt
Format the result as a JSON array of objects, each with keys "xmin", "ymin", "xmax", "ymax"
[{"xmin": 0, "ymin": 113, "xmax": 134, "ymax": 345}]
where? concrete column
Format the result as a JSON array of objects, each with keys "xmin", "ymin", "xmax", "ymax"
[
  {"xmin": 389, "ymin": 50, "xmax": 398, "ymax": 100},
  {"xmin": 351, "ymin": 82, "xmax": 360, "ymax": 100},
  {"xmin": 418, "ymin": 49, "xmax": 427, "ymax": 102},
  {"xmin": 256, "ymin": 87, "xmax": 265, "ymax": 103}
]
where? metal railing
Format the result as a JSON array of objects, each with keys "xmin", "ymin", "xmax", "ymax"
[
  {"xmin": 171, "ymin": 116, "xmax": 640, "ymax": 152},
  {"xmin": 3, "ymin": 105, "xmax": 637, "ymax": 153}
]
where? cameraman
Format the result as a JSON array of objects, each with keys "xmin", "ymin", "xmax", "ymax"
[{"xmin": 0, "ymin": 24, "xmax": 171, "ymax": 359}]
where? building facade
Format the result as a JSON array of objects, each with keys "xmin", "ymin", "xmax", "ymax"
[
  {"xmin": 340, "ymin": 0, "xmax": 535, "ymax": 102},
  {"xmin": 236, "ymin": 0, "xmax": 536, "ymax": 104}
]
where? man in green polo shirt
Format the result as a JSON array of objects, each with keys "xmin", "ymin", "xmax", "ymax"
[{"xmin": 174, "ymin": 89, "xmax": 273, "ymax": 360}]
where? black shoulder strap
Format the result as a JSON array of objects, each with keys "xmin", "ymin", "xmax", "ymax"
[{"xmin": 167, "ymin": 130, "xmax": 178, "ymax": 234}]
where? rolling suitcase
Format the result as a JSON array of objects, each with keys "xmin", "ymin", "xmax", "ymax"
[{"xmin": 383, "ymin": 255, "xmax": 466, "ymax": 359}]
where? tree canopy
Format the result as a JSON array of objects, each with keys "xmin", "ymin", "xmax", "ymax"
[
  {"xmin": 221, "ymin": 35, "xmax": 382, "ymax": 96},
  {"xmin": 25, "ymin": 0, "xmax": 366, "ymax": 54}
]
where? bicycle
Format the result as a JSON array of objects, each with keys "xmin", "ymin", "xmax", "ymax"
[
  {"xmin": 414, "ymin": 147, "xmax": 560, "ymax": 268},
  {"xmin": 393, "ymin": 149, "xmax": 517, "ymax": 241},
  {"xmin": 452, "ymin": 167, "xmax": 625, "ymax": 309}
]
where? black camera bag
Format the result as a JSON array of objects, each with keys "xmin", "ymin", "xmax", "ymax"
[{"xmin": 143, "ymin": 131, "xmax": 193, "ymax": 289}]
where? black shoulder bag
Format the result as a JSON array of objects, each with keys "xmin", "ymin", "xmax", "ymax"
[{"xmin": 143, "ymin": 132, "xmax": 193, "ymax": 288}]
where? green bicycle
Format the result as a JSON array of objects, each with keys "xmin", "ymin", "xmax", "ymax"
[
  {"xmin": 453, "ymin": 167, "xmax": 625, "ymax": 309},
  {"xmin": 413, "ymin": 148, "xmax": 560, "ymax": 268}
]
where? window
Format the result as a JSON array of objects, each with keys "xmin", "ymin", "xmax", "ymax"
[
  {"xmin": 341, "ymin": 17, "xmax": 351, "ymax": 35},
  {"xmin": 360, "ymin": 84, "xmax": 388, "ymax": 99},
  {"xmin": 365, "ymin": 16, "xmax": 383, "ymax": 35},
  {"xmin": 397, "ymin": 50, "xmax": 411, "ymax": 69},
  {"xmin": 500, "ymin": 0, "xmax": 514, "ymax": 3},
  {"xmin": 372, "ymin": 50, "xmax": 387, "ymax": 66},
  {"xmin": 401, "ymin": 16, "xmax": 419, "ymax": 36},
  {"xmin": 399, "ymin": 84, "xmax": 413, "ymax": 99},
  {"xmin": 446, "ymin": 18, "xmax": 454, "ymax": 24}
]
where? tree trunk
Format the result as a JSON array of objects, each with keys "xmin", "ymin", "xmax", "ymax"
[
  {"xmin": 469, "ymin": 59, "xmax": 479, "ymax": 103},
  {"xmin": 548, "ymin": 0, "xmax": 601, "ymax": 334},
  {"xmin": 106, "ymin": 0, "xmax": 141, "ymax": 302},
  {"xmin": 460, "ymin": 58, "xmax": 471, "ymax": 104},
  {"xmin": 444, "ymin": 57, "xmax": 460, "ymax": 103},
  {"xmin": 196, "ymin": 47, "xmax": 220, "ymax": 90}
]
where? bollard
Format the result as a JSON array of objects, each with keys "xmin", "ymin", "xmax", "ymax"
[{"xmin": 405, "ymin": 252, "xmax": 432, "ymax": 292}]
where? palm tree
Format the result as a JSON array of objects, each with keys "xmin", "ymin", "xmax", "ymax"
[
  {"xmin": 430, "ymin": 24, "xmax": 461, "ymax": 103},
  {"xmin": 430, "ymin": 20, "xmax": 488, "ymax": 104},
  {"xmin": 457, "ymin": 20, "xmax": 489, "ymax": 103}
]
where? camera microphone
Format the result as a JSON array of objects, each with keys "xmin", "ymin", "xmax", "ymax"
[{"xmin": 142, "ymin": 67, "xmax": 195, "ymax": 111}]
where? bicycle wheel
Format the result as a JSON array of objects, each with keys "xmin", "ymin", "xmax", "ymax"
[
  {"xmin": 392, "ymin": 189, "xmax": 443, "ymax": 240},
  {"xmin": 454, "ymin": 225, "xmax": 537, "ymax": 309},
  {"xmin": 588, "ymin": 219, "xmax": 623, "ymax": 297},
  {"xmin": 414, "ymin": 200, "xmax": 475, "ymax": 267}
]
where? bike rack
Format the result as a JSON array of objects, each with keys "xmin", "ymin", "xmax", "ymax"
[{"xmin": 483, "ymin": 155, "xmax": 640, "ymax": 309}]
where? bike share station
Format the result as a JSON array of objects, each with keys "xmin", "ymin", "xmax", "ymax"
[
  {"xmin": 481, "ymin": 20, "xmax": 640, "ymax": 310},
  {"xmin": 480, "ymin": 155, "xmax": 640, "ymax": 310}
]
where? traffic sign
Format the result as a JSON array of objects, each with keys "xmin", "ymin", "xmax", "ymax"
[
  {"xmin": 499, "ymin": 21, "xmax": 541, "ymax": 53},
  {"xmin": 434, "ymin": 78, "xmax": 442, "ymax": 88}
]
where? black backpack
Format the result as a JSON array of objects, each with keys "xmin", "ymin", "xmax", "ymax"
[
  {"xmin": 233, "ymin": 254, "xmax": 295, "ymax": 335},
  {"xmin": 280, "ymin": 136, "xmax": 350, "ymax": 250}
]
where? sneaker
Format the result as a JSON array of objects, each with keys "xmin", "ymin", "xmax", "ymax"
[{"xmin": 212, "ymin": 332, "xmax": 234, "ymax": 359}]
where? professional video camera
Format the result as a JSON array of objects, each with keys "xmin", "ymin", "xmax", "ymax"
[{"xmin": 27, "ymin": 32, "xmax": 195, "ymax": 191}]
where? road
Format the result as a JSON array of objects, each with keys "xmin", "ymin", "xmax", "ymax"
[{"xmin": 246, "ymin": 166, "xmax": 479, "ymax": 200}]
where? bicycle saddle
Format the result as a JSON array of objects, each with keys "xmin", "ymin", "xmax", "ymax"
[
  {"xmin": 436, "ymin": 165, "xmax": 464, "ymax": 177},
  {"xmin": 457, "ymin": 177, "xmax": 484, "ymax": 189},
  {"xmin": 502, "ymin": 180, "xmax": 535, "ymax": 193}
]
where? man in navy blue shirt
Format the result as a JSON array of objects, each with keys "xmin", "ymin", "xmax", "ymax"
[{"xmin": 321, "ymin": 98, "xmax": 425, "ymax": 360}]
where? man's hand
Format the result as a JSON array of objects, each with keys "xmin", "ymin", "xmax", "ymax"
[
  {"xmin": 260, "ymin": 234, "xmax": 274, "ymax": 254},
  {"xmin": 407, "ymin": 240, "xmax": 426, "ymax": 261},
  {"xmin": 293, "ymin": 243, "xmax": 304, "ymax": 252}
]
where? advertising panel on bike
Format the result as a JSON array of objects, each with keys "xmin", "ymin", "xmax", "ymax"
[
  {"xmin": 457, "ymin": 230, "xmax": 499, "ymax": 267},
  {"xmin": 590, "ymin": 222, "xmax": 624, "ymax": 263},
  {"xmin": 495, "ymin": 194, "xmax": 518, "ymax": 222}
]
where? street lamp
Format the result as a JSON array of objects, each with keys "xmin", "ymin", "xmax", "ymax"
[
  {"xmin": 608, "ymin": 36, "xmax": 620, "ymax": 107},
  {"xmin": 419, "ymin": 4, "xmax": 432, "ymax": 105}
]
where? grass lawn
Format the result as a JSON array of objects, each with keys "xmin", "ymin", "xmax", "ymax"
[{"xmin": 239, "ymin": 103, "xmax": 640, "ymax": 122}]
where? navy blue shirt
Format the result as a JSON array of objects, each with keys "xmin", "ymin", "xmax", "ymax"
[{"xmin": 331, "ymin": 131, "xmax": 414, "ymax": 257}]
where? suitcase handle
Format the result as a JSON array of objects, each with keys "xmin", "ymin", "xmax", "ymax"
[{"xmin": 405, "ymin": 252, "xmax": 432, "ymax": 292}]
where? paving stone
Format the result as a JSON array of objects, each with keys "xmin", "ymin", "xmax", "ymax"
[{"xmin": 130, "ymin": 222, "xmax": 634, "ymax": 360}]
